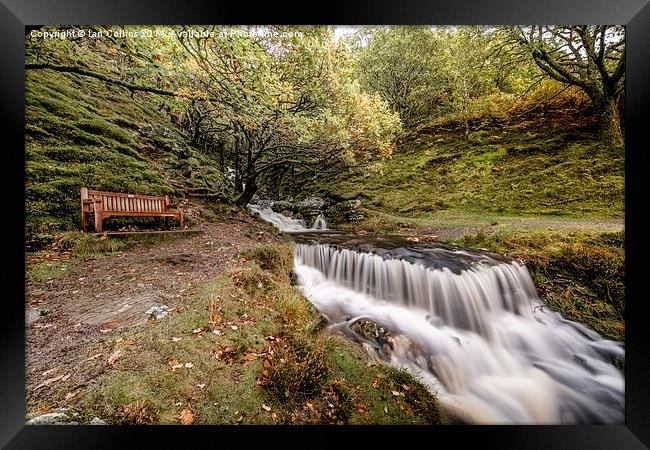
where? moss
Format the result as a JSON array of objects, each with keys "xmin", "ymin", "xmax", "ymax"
[
  {"xmin": 74, "ymin": 118, "xmax": 133, "ymax": 144},
  {"xmin": 25, "ymin": 63, "xmax": 223, "ymax": 237},
  {"xmin": 305, "ymin": 118, "xmax": 623, "ymax": 222}
]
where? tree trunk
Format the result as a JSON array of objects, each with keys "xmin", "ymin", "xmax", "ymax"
[
  {"xmin": 597, "ymin": 96, "xmax": 624, "ymax": 147},
  {"xmin": 235, "ymin": 178, "xmax": 257, "ymax": 206}
]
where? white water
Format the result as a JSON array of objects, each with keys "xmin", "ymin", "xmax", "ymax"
[
  {"xmin": 248, "ymin": 204, "xmax": 328, "ymax": 232},
  {"xmin": 311, "ymin": 213, "xmax": 328, "ymax": 230},
  {"xmin": 294, "ymin": 243, "xmax": 625, "ymax": 424}
]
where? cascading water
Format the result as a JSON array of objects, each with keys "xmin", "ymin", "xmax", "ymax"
[
  {"xmin": 248, "ymin": 204, "xmax": 328, "ymax": 232},
  {"xmin": 293, "ymin": 242, "xmax": 625, "ymax": 424},
  {"xmin": 311, "ymin": 213, "xmax": 328, "ymax": 230}
]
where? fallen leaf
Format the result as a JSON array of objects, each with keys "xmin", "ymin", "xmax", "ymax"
[
  {"xmin": 61, "ymin": 374, "xmax": 71, "ymax": 382},
  {"xmin": 115, "ymin": 337, "xmax": 123, "ymax": 343},
  {"xmin": 241, "ymin": 352, "xmax": 258, "ymax": 362},
  {"xmin": 192, "ymin": 328, "xmax": 202, "ymax": 334},
  {"xmin": 171, "ymin": 364, "xmax": 183, "ymax": 371},
  {"xmin": 212, "ymin": 330, "xmax": 221, "ymax": 336},
  {"xmin": 261, "ymin": 404, "xmax": 271, "ymax": 412},
  {"xmin": 86, "ymin": 353, "xmax": 103, "ymax": 361},
  {"xmin": 196, "ymin": 383, "xmax": 206, "ymax": 389},
  {"xmin": 172, "ymin": 337, "xmax": 182, "ymax": 342},
  {"xmin": 384, "ymin": 406, "xmax": 389, "ymax": 414},
  {"xmin": 99, "ymin": 328, "xmax": 113, "ymax": 334},
  {"xmin": 230, "ymin": 325, "xmax": 238, "ymax": 331},
  {"xmin": 391, "ymin": 390, "xmax": 401, "ymax": 397},
  {"xmin": 42, "ymin": 368, "xmax": 57, "ymax": 377},
  {"xmin": 64, "ymin": 391, "xmax": 79, "ymax": 401},
  {"xmin": 108, "ymin": 350, "xmax": 123, "ymax": 365},
  {"xmin": 179, "ymin": 408, "xmax": 194, "ymax": 425},
  {"xmin": 272, "ymin": 412, "xmax": 277, "ymax": 420},
  {"xmin": 184, "ymin": 362, "xmax": 194, "ymax": 368},
  {"xmin": 372, "ymin": 378, "xmax": 380, "ymax": 389},
  {"xmin": 35, "ymin": 374, "xmax": 65, "ymax": 390}
]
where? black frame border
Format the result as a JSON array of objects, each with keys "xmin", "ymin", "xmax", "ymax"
[{"xmin": 2, "ymin": 0, "xmax": 648, "ymax": 448}]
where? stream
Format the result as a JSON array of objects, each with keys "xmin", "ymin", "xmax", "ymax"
[{"xmin": 248, "ymin": 204, "xmax": 625, "ymax": 424}]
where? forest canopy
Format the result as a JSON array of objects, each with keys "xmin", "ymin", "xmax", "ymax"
[{"xmin": 25, "ymin": 25, "xmax": 624, "ymax": 207}]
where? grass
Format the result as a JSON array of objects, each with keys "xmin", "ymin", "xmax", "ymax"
[
  {"xmin": 27, "ymin": 260, "xmax": 80, "ymax": 283},
  {"xmin": 25, "ymin": 67, "xmax": 227, "ymax": 237},
  {"xmin": 59, "ymin": 243, "xmax": 441, "ymax": 425},
  {"xmin": 296, "ymin": 108, "xmax": 623, "ymax": 227}
]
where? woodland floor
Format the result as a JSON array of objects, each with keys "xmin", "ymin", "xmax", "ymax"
[{"xmin": 25, "ymin": 211, "xmax": 280, "ymax": 414}]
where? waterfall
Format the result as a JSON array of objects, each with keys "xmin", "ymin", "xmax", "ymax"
[
  {"xmin": 293, "ymin": 243, "xmax": 625, "ymax": 424},
  {"xmin": 311, "ymin": 213, "xmax": 328, "ymax": 230},
  {"xmin": 248, "ymin": 204, "xmax": 328, "ymax": 232}
]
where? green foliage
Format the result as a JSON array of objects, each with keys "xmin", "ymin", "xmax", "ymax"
[
  {"xmin": 310, "ymin": 110, "xmax": 623, "ymax": 220},
  {"xmin": 351, "ymin": 26, "xmax": 443, "ymax": 126},
  {"xmin": 351, "ymin": 26, "xmax": 544, "ymax": 129},
  {"xmin": 176, "ymin": 26, "xmax": 401, "ymax": 204}
]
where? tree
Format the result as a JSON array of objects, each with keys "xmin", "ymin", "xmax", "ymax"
[
  {"xmin": 514, "ymin": 26, "xmax": 625, "ymax": 146},
  {"xmin": 435, "ymin": 27, "xmax": 499, "ymax": 134},
  {"xmin": 177, "ymin": 26, "xmax": 401, "ymax": 205},
  {"xmin": 351, "ymin": 26, "xmax": 443, "ymax": 128}
]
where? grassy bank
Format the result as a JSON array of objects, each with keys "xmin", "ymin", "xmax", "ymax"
[
  {"xmin": 52, "ymin": 243, "xmax": 441, "ymax": 425},
  {"xmin": 25, "ymin": 68, "xmax": 227, "ymax": 236},
  {"xmin": 305, "ymin": 106, "xmax": 623, "ymax": 225}
]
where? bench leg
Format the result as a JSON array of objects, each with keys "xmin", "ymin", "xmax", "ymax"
[
  {"xmin": 94, "ymin": 212, "xmax": 103, "ymax": 233},
  {"xmin": 81, "ymin": 212, "xmax": 87, "ymax": 232},
  {"xmin": 178, "ymin": 208, "xmax": 184, "ymax": 228}
]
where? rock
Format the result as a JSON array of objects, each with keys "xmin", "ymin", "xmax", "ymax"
[
  {"xmin": 326, "ymin": 199, "xmax": 363, "ymax": 224},
  {"xmin": 145, "ymin": 304, "xmax": 170, "ymax": 321},
  {"xmin": 270, "ymin": 201, "xmax": 293, "ymax": 213},
  {"xmin": 27, "ymin": 408, "xmax": 78, "ymax": 425},
  {"xmin": 89, "ymin": 417, "xmax": 107, "ymax": 425},
  {"xmin": 26, "ymin": 308, "xmax": 48, "ymax": 326},
  {"xmin": 26, "ymin": 309, "xmax": 42, "ymax": 326}
]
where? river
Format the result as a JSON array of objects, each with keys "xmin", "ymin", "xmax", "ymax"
[{"xmin": 249, "ymin": 204, "xmax": 625, "ymax": 424}]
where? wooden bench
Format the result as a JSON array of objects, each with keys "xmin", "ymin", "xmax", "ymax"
[{"xmin": 80, "ymin": 187, "xmax": 183, "ymax": 232}]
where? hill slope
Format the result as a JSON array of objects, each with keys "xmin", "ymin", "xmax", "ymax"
[
  {"xmin": 25, "ymin": 69, "xmax": 227, "ymax": 236},
  {"xmin": 307, "ymin": 104, "xmax": 624, "ymax": 224}
]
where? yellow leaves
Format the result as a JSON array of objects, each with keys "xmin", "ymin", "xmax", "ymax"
[{"xmin": 173, "ymin": 87, "xmax": 210, "ymax": 100}]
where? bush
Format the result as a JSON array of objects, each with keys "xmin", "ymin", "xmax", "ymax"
[{"xmin": 266, "ymin": 337, "xmax": 330, "ymax": 403}]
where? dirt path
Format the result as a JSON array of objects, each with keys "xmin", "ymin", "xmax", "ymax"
[{"xmin": 25, "ymin": 212, "xmax": 279, "ymax": 412}]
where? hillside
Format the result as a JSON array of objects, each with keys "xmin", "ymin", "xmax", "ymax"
[
  {"xmin": 307, "ymin": 102, "xmax": 623, "ymax": 226},
  {"xmin": 25, "ymin": 69, "xmax": 227, "ymax": 238}
]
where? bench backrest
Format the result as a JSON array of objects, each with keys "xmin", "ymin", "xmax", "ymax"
[{"xmin": 82, "ymin": 188, "xmax": 171, "ymax": 213}]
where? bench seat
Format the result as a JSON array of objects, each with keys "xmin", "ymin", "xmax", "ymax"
[{"xmin": 80, "ymin": 187, "xmax": 184, "ymax": 232}]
